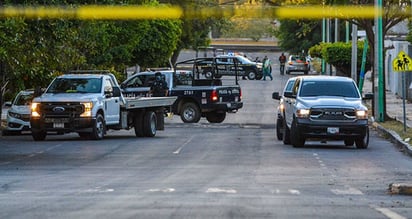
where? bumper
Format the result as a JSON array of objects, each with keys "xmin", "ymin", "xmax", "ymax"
[
  {"xmin": 30, "ymin": 117, "xmax": 95, "ymax": 133},
  {"xmin": 5, "ymin": 116, "xmax": 31, "ymax": 132},
  {"xmin": 209, "ymin": 101, "xmax": 243, "ymax": 112},
  {"xmin": 286, "ymin": 65, "xmax": 308, "ymax": 72},
  {"xmin": 296, "ymin": 118, "xmax": 368, "ymax": 140}
]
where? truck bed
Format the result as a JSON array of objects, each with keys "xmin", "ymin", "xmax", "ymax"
[{"xmin": 123, "ymin": 96, "xmax": 177, "ymax": 109}]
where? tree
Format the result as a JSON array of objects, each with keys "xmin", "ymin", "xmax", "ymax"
[{"xmin": 275, "ymin": 19, "xmax": 322, "ymax": 54}]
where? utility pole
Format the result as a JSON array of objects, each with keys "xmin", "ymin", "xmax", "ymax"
[
  {"xmin": 351, "ymin": 24, "xmax": 358, "ymax": 83},
  {"xmin": 374, "ymin": 0, "xmax": 384, "ymax": 122}
]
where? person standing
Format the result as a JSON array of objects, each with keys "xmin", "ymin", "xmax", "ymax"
[
  {"xmin": 150, "ymin": 72, "xmax": 169, "ymax": 97},
  {"xmin": 278, "ymin": 53, "xmax": 287, "ymax": 75},
  {"xmin": 262, "ymin": 56, "xmax": 273, "ymax": 81}
]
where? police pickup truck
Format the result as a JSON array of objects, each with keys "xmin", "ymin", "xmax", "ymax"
[
  {"xmin": 198, "ymin": 55, "xmax": 263, "ymax": 80},
  {"xmin": 121, "ymin": 62, "xmax": 243, "ymax": 123},
  {"xmin": 30, "ymin": 71, "xmax": 176, "ymax": 141}
]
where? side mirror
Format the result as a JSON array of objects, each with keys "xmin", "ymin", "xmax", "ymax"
[
  {"xmin": 112, "ymin": 87, "xmax": 121, "ymax": 97},
  {"xmin": 363, "ymin": 93, "xmax": 373, "ymax": 100},
  {"xmin": 4, "ymin": 101, "xmax": 12, "ymax": 107},
  {"xmin": 272, "ymin": 92, "xmax": 281, "ymax": 100}
]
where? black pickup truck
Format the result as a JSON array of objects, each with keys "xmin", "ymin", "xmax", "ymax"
[{"xmin": 121, "ymin": 61, "xmax": 243, "ymax": 123}]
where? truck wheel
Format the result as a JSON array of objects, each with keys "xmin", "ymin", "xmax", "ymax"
[
  {"xmin": 180, "ymin": 102, "xmax": 201, "ymax": 123},
  {"xmin": 282, "ymin": 119, "xmax": 291, "ymax": 145},
  {"xmin": 90, "ymin": 113, "xmax": 105, "ymax": 140},
  {"xmin": 276, "ymin": 117, "xmax": 283, "ymax": 140},
  {"xmin": 247, "ymin": 71, "xmax": 256, "ymax": 80},
  {"xmin": 143, "ymin": 111, "xmax": 157, "ymax": 137},
  {"xmin": 355, "ymin": 128, "xmax": 369, "ymax": 149},
  {"xmin": 291, "ymin": 119, "xmax": 305, "ymax": 147},
  {"xmin": 206, "ymin": 111, "xmax": 226, "ymax": 123},
  {"xmin": 134, "ymin": 112, "xmax": 144, "ymax": 137},
  {"xmin": 32, "ymin": 130, "xmax": 46, "ymax": 141}
]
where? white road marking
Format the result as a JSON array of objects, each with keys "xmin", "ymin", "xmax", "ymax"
[
  {"xmin": 173, "ymin": 136, "xmax": 194, "ymax": 154},
  {"xmin": 372, "ymin": 206, "xmax": 407, "ymax": 219},
  {"xmin": 147, "ymin": 188, "xmax": 175, "ymax": 193},
  {"xmin": 331, "ymin": 187, "xmax": 363, "ymax": 195},
  {"xmin": 288, "ymin": 189, "xmax": 300, "ymax": 195},
  {"xmin": 206, "ymin": 188, "xmax": 237, "ymax": 194}
]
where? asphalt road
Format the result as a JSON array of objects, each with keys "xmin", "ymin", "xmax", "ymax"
[{"xmin": 1, "ymin": 51, "xmax": 412, "ymax": 219}]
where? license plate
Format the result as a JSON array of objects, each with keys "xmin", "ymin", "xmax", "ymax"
[
  {"xmin": 327, "ymin": 127, "xmax": 339, "ymax": 134},
  {"xmin": 53, "ymin": 123, "xmax": 65, "ymax": 128}
]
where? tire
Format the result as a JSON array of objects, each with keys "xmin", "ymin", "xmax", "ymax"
[
  {"xmin": 247, "ymin": 71, "xmax": 256, "ymax": 80},
  {"xmin": 32, "ymin": 130, "xmax": 46, "ymax": 141},
  {"xmin": 355, "ymin": 128, "xmax": 369, "ymax": 149},
  {"xmin": 276, "ymin": 117, "xmax": 283, "ymax": 140},
  {"xmin": 143, "ymin": 111, "xmax": 157, "ymax": 137},
  {"xmin": 344, "ymin": 139, "xmax": 354, "ymax": 146},
  {"xmin": 90, "ymin": 113, "xmax": 105, "ymax": 140},
  {"xmin": 134, "ymin": 112, "xmax": 144, "ymax": 137},
  {"xmin": 203, "ymin": 69, "xmax": 213, "ymax": 79},
  {"xmin": 180, "ymin": 102, "xmax": 201, "ymax": 123},
  {"xmin": 206, "ymin": 111, "xmax": 226, "ymax": 123},
  {"xmin": 283, "ymin": 119, "xmax": 291, "ymax": 145},
  {"xmin": 291, "ymin": 119, "xmax": 305, "ymax": 147}
]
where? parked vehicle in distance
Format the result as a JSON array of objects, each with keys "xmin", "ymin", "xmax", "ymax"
[
  {"xmin": 273, "ymin": 76, "xmax": 372, "ymax": 148},
  {"xmin": 198, "ymin": 55, "xmax": 263, "ymax": 80},
  {"xmin": 285, "ymin": 55, "xmax": 309, "ymax": 75},
  {"xmin": 2, "ymin": 90, "xmax": 34, "ymax": 135},
  {"xmin": 272, "ymin": 78, "xmax": 296, "ymax": 140}
]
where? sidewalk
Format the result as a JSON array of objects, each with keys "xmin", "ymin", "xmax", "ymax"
[
  {"xmin": 362, "ymin": 75, "xmax": 412, "ymax": 127},
  {"xmin": 362, "ymin": 75, "xmax": 412, "ymax": 159}
]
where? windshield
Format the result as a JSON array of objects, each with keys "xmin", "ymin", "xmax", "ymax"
[
  {"xmin": 14, "ymin": 93, "xmax": 33, "ymax": 106},
  {"xmin": 299, "ymin": 80, "xmax": 360, "ymax": 98},
  {"xmin": 235, "ymin": 56, "xmax": 254, "ymax": 64},
  {"xmin": 47, "ymin": 78, "xmax": 102, "ymax": 94}
]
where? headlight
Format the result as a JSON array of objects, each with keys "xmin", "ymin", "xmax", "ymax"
[
  {"xmin": 356, "ymin": 110, "xmax": 368, "ymax": 119},
  {"xmin": 296, "ymin": 109, "xmax": 310, "ymax": 118},
  {"xmin": 279, "ymin": 103, "xmax": 285, "ymax": 112},
  {"xmin": 8, "ymin": 111, "xmax": 22, "ymax": 119},
  {"xmin": 31, "ymin": 102, "xmax": 41, "ymax": 118},
  {"xmin": 80, "ymin": 102, "xmax": 93, "ymax": 117}
]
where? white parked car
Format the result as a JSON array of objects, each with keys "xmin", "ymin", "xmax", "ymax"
[{"xmin": 2, "ymin": 90, "xmax": 34, "ymax": 135}]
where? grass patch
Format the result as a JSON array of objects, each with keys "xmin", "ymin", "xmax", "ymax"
[{"xmin": 378, "ymin": 120, "xmax": 412, "ymax": 142}]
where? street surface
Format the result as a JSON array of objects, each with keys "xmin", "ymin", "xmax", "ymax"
[{"xmin": 1, "ymin": 51, "xmax": 412, "ymax": 219}]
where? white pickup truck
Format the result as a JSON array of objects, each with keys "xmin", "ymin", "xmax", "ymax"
[{"xmin": 30, "ymin": 71, "xmax": 176, "ymax": 141}]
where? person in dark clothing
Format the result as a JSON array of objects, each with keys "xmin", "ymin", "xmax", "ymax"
[
  {"xmin": 278, "ymin": 53, "xmax": 287, "ymax": 75},
  {"xmin": 150, "ymin": 72, "xmax": 169, "ymax": 97}
]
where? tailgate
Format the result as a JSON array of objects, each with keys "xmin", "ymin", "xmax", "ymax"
[{"xmin": 215, "ymin": 86, "xmax": 241, "ymax": 102}]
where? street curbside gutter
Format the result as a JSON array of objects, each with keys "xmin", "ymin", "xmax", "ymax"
[{"xmin": 372, "ymin": 122, "xmax": 412, "ymax": 157}]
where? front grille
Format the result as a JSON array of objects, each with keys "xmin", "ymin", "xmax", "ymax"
[
  {"xmin": 310, "ymin": 108, "xmax": 356, "ymax": 121},
  {"xmin": 40, "ymin": 102, "xmax": 84, "ymax": 118}
]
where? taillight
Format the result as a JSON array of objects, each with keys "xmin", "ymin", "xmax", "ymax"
[
  {"xmin": 239, "ymin": 89, "xmax": 242, "ymax": 101},
  {"xmin": 211, "ymin": 90, "xmax": 218, "ymax": 101}
]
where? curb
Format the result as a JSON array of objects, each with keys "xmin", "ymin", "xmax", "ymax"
[{"xmin": 372, "ymin": 122, "xmax": 412, "ymax": 157}]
